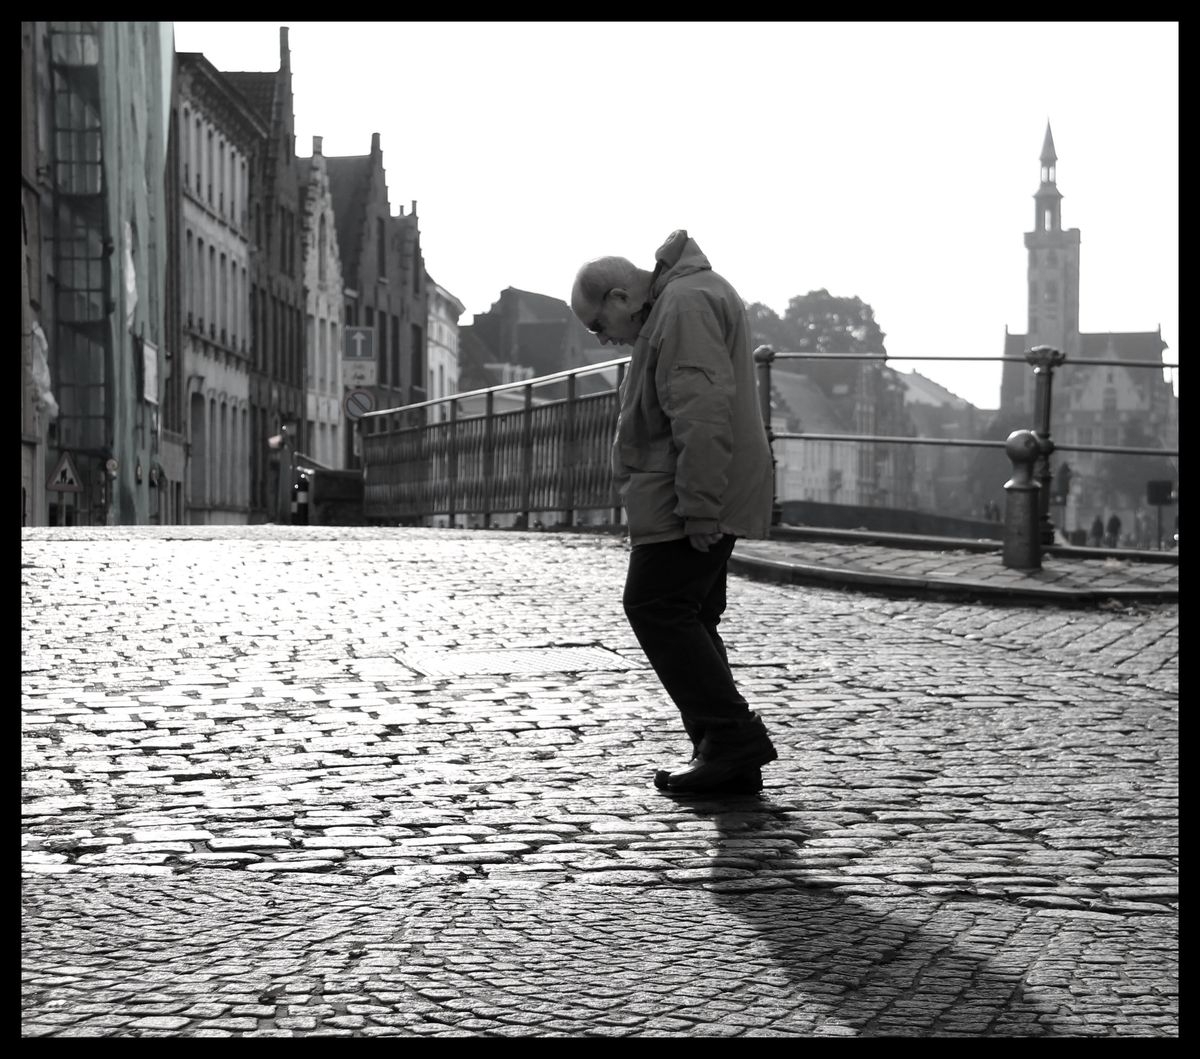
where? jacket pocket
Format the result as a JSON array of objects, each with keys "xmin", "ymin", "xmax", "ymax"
[
  {"xmin": 622, "ymin": 471, "xmax": 680, "ymax": 539},
  {"xmin": 618, "ymin": 442, "xmax": 676, "ymax": 474}
]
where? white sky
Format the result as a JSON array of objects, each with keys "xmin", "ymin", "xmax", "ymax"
[{"xmin": 172, "ymin": 20, "xmax": 1179, "ymax": 410}]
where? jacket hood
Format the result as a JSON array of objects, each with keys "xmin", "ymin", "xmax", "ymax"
[{"xmin": 652, "ymin": 230, "xmax": 711, "ymax": 298}]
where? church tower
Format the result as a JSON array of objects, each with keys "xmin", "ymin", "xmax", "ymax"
[
  {"xmin": 1025, "ymin": 123, "xmax": 1081, "ymax": 351},
  {"xmin": 1001, "ymin": 123, "xmax": 1083, "ymax": 414}
]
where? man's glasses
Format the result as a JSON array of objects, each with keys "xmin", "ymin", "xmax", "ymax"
[{"xmin": 587, "ymin": 289, "xmax": 613, "ymax": 335}]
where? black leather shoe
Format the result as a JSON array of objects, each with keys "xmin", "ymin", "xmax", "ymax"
[
  {"xmin": 666, "ymin": 712, "xmax": 777, "ymax": 793},
  {"xmin": 654, "ymin": 766, "xmax": 763, "ymax": 794}
]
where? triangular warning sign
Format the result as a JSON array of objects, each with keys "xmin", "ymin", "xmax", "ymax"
[{"xmin": 47, "ymin": 451, "xmax": 84, "ymax": 493}]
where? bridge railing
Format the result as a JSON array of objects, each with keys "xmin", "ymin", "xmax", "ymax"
[
  {"xmin": 359, "ymin": 346, "xmax": 1178, "ymax": 561},
  {"xmin": 359, "ymin": 357, "xmax": 629, "ymax": 528}
]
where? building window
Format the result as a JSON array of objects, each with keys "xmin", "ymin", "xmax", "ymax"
[
  {"xmin": 377, "ymin": 312, "xmax": 388, "ymax": 387},
  {"xmin": 306, "ymin": 313, "xmax": 315, "ymax": 384},
  {"xmin": 182, "ymin": 106, "xmax": 190, "ymax": 186},
  {"xmin": 377, "ymin": 217, "xmax": 386, "ymax": 278},
  {"xmin": 185, "ymin": 230, "xmax": 193, "ymax": 321},
  {"xmin": 411, "ymin": 324, "xmax": 424, "ymax": 395},
  {"xmin": 391, "ymin": 314, "xmax": 400, "ymax": 389},
  {"xmin": 1103, "ymin": 388, "xmax": 1117, "ymax": 412},
  {"xmin": 197, "ymin": 238, "xmax": 205, "ymax": 327},
  {"xmin": 318, "ymin": 214, "xmax": 326, "ymax": 283}
]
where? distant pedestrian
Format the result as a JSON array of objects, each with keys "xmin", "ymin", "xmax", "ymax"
[
  {"xmin": 1106, "ymin": 513, "xmax": 1122, "ymax": 549},
  {"xmin": 1089, "ymin": 515, "xmax": 1104, "ymax": 548}
]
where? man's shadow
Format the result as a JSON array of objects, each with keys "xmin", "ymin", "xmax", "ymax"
[{"xmin": 657, "ymin": 792, "xmax": 1064, "ymax": 1037}]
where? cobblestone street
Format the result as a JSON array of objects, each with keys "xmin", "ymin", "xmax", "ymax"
[{"xmin": 21, "ymin": 527, "xmax": 1178, "ymax": 1037}]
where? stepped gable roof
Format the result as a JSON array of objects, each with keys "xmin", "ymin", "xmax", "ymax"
[
  {"xmin": 324, "ymin": 154, "xmax": 372, "ymax": 289},
  {"xmin": 221, "ymin": 70, "xmax": 275, "ymax": 126}
]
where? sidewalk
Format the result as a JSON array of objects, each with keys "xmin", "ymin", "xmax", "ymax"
[{"xmin": 733, "ymin": 526, "xmax": 1179, "ymax": 605}]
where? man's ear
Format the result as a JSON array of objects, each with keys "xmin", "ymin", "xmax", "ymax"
[{"xmin": 608, "ymin": 287, "xmax": 630, "ymax": 308}]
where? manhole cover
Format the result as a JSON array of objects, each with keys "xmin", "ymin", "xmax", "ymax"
[{"xmin": 400, "ymin": 645, "xmax": 643, "ymax": 677}]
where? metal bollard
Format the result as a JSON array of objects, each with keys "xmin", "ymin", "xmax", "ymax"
[
  {"xmin": 291, "ymin": 472, "xmax": 310, "ymax": 525},
  {"xmin": 753, "ymin": 345, "xmax": 782, "ymax": 527},
  {"xmin": 1003, "ymin": 429, "xmax": 1042, "ymax": 570},
  {"xmin": 1026, "ymin": 345, "xmax": 1066, "ymax": 545}
]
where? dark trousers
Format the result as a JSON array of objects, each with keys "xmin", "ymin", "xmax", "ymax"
[{"xmin": 622, "ymin": 535, "xmax": 753, "ymax": 738}]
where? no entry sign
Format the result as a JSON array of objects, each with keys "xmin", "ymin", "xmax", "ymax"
[{"xmin": 344, "ymin": 389, "xmax": 375, "ymax": 419}]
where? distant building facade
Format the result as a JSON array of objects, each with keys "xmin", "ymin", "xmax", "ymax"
[
  {"xmin": 459, "ymin": 287, "xmax": 611, "ymax": 398},
  {"xmin": 223, "ymin": 27, "xmax": 307, "ymax": 521},
  {"xmin": 177, "ymin": 51, "xmax": 264, "ymax": 524},
  {"xmin": 426, "ymin": 278, "xmax": 465, "ymax": 417},
  {"xmin": 999, "ymin": 123, "xmax": 1178, "ymax": 543},
  {"xmin": 326, "ymin": 133, "xmax": 429, "ymax": 464},
  {"xmin": 21, "ymin": 21, "xmax": 174, "ymax": 527},
  {"xmin": 299, "ymin": 135, "xmax": 346, "ymax": 469},
  {"xmin": 897, "ymin": 371, "xmax": 989, "ymax": 519}
]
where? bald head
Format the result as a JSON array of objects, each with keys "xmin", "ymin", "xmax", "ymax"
[
  {"xmin": 569, "ymin": 254, "xmax": 657, "ymax": 347},
  {"xmin": 570, "ymin": 256, "xmax": 644, "ymax": 318}
]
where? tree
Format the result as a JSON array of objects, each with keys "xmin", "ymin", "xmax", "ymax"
[{"xmin": 747, "ymin": 290, "xmax": 888, "ymax": 398}]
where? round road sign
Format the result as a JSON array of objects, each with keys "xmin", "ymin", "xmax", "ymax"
[{"xmin": 344, "ymin": 389, "xmax": 375, "ymax": 419}]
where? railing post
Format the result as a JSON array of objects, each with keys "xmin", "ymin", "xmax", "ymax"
[
  {"xmin": 482, "ymin": 388, "xmax": 495, "ymax": 527},
  {"xmin": 521, "ymin": 382, "xmax": 533, "ymax": 529},
  {"xmin": 1026, "ymin": 345, "xmax": 1066, "ymax": 545},
  {"xmin": 611, "ymin": 360, "xmax": 626, "ymax": 528},
  {"xmin": 447, "ymin": 398, "xmax": 458, "ymax": 529},
  {"xmin": 1002, "ymin": 429, "xmax": 1042, "ymax": 569},
  {"xmin": 562, "ymin": 372, "xmax": 577, "ymax": 527},
  {"xmin": 754, "ymin": 345, "xmax": 782, "ymax": 527}
]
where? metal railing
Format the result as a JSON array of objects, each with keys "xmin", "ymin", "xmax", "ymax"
[
  {"xmin": 360, "ymin": 358, "xmax": 629, "ymax": 527},
  {"xmin": 360, "ymin": 345, "xmax": 1178, "ymax": 560},
  {"xmin": 756, "ymin": 346, "xmax": 1178, "ymax": 552}
]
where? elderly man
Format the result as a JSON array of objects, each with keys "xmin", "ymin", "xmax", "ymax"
[{"xmin": 570, "ymin": 229, "xmax": 778, "ymax": 795}]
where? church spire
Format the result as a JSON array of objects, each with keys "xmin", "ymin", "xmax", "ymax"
[
  {"xmin": 1040, "ymin": 121, "xmax": 1057, "ymax": 167},
  {"xmin": 1039, "ymin": 122, "xmax": 1058, "ymax": 190}
]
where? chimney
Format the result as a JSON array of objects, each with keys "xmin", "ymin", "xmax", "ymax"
[
  {"xmin": 411, "ymin": 199, "xmax": 417, "ymax": 216},
  {"xmin": 280, "ymin": 26, "xmax": 289, "ymax": 67},
  {"xmin": 371, "ymin": 132, "xmax": 380, "ymax": 155},
  {"xmin": 313, "ymin": 135, "xmax": 322, "ymax": 156}
]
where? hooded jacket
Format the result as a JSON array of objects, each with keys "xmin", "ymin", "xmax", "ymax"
[{"xmin": 612, "ymin": 230, "xmax": 774, "ymax": 546}]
